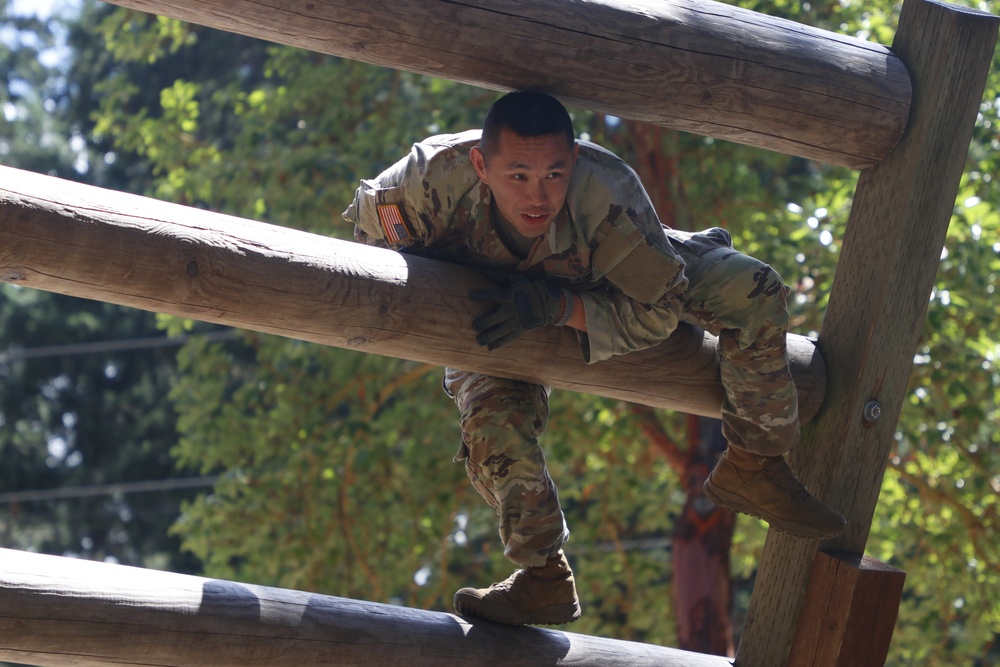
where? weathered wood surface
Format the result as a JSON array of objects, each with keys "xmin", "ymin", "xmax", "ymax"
[
  {"xmin": 0, "ymin": 548, "xmax": 732, "ymax": 667},
  {"xmin": 737, "ymin": 1, "xmax": 999, "ymax": 665},
  {"xmin": 101, "ymin": 0, "xmax": 911, "ymax": 169},
  {"xmin": 787, "ymin": 552, "xmax": 906, "ymax": 667},
  {"xmin": 0, "ymin": 164, "xmax": 826, "ymax": 421}
]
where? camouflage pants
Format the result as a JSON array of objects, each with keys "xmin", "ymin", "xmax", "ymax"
[
  {"xmin": 669, "ymin": 227, "xmax": 799, "ymax": 457},
  {"xmin": 444, "ymin": 369, "xmax": 569, "ymax": 568},
  {"xmin": 445, "ymin": 227, "xmax": 797, "ymax": 567}
]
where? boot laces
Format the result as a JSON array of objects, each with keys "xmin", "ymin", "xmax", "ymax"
[
  {"xmin": 489, "ymin": 570, "xmax": 524, "ymax": 593},
  {"xmin": 762, "ymin": 458, "xmax": 810, "ymax": 499}
]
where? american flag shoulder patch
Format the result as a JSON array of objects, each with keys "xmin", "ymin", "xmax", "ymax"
[{"xmin": 377, "ymin": 203, "xmax": 413, "ymax": 244}]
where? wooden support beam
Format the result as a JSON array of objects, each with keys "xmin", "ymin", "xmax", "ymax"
[
  {"xmin": 787, "ymin": 552, "xmax": 906, "ymax": 667},
  {"xmin": 100, "ymin": 0, "xmax": 911, "ymax": 169},
  {"xmin": 0, "ymin": 548, "xmax": 732, "ymax": 667},
  {"xmin": 0, "ymin": 165, "xmax": 826, "ymax": 421},
  {"xmin": 737, "ymin": 1, "xmax": 999, "ymax": 665}
]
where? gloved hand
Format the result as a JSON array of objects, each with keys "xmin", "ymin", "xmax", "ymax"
[{"xmin": 470, "ymin": 273, "xmax": 568, "ymax": 350}]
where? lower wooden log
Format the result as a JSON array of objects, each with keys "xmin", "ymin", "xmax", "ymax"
[
  {"xmin": 0, "ymin": 165, "xmax": 825, "ymax": 421},
  {"xmin": 0, "ymin": 548, "xmax": 731, "ymax": 667}
]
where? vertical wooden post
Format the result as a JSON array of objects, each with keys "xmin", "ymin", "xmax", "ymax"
[
  {"xmin": 787, "ymin": 552, "xmax": 906, "ymax": 666},
  {"xmin": 735, "ymin": 1, "xmax": 998, "ymax": 665}
]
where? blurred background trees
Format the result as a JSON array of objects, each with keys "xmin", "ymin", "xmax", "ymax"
[
  {"xmin": 0, "ymin": 0, "xmax": 997, "ymax": 664},
  {"xmin": 0, "ymin": 0, "xmax": 209, "ymax": 574}
]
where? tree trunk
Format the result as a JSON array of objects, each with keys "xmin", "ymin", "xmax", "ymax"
[
  {"xmin": 624, "ymin": 123, "xmax": 736, "ymax": 656},
  {"xmin": 672, "ymin": 416, "xmax": 734, "ymax": 656}
]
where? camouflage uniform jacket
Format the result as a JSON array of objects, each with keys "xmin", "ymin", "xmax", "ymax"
[{"xmin": 343, "ymin": 130, "xmax": 689, "ymax": 363}]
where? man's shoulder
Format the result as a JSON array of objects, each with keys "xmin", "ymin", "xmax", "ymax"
[
  {"xmin": 403, "ymin": 130, "xmax": 481, "ymax": 183},
  {"xmin": 576, "ymin": 138, "xmax": 626, "ymax": 163},
  {"xmin": 418, "ymin": 129, "xmax": 482, "ymax": 149},
  {"xmin": 413, "ymin": 130, "xmax": 481, "ymax": 163},
  {"xmin": 569, "ymin": 140, "xmax": 646, "ymax": 208},
  {"xmin": 574, "ymin": 139, "xmax": 640, "ymax": 182}
]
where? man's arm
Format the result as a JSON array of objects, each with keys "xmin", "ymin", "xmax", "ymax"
[
  {"xmin": 563, "ymin": 293, "xmax": 587, "ymax": 332},
  {"xmin": 564, "ymin": 144, "xmax": 687, "ymax": 363},
  {"xmin": 572, "ymin": 286, "xmax": 683, "ymax": 363},
  {"xmin": 344, "ymin": 132, "xmax": 482, "ymax": 250}
]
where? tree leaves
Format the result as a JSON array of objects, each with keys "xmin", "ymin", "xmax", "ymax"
[{"xmin": 73, "ymin": 0, "xmax": 1000, "ymax": 661}]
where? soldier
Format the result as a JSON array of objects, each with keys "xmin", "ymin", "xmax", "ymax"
[{"xmin": 343, "ymin": 90, "xmax": 845, "ymax": 626}]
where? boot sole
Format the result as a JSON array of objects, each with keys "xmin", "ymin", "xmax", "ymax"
[
  {"xmin": 704, "ymin": 481, "xmax": 846, "ymax": 540},
  {"xmin": 453, "ymin": 595, "xmax": 581, "ymax": 626}
]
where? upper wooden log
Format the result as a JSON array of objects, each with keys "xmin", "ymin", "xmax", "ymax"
[
  {"xmin": 101, "ymin": 0, "xmax": 911, "ymax": 169},
  {"xmin": 0, "ymin": 165, "xmax": 826, "ymax": 422},
  {"xmin": 0, "ymin": 548, "xmax": 732, "ymax": 667}
]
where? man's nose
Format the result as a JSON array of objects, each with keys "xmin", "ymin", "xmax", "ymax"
[{"xmin": 528, "ymin": 180, "xmax": 548, "ymax": 204}]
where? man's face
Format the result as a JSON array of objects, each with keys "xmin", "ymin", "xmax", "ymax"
[{"xmin": 471, "ymin": 129, "xmax": 579, "ymax": 239}]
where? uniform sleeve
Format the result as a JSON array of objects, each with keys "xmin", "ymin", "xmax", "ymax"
[
  {"xmin": 343, "ymin": 132, "xmax": 481, "ymax": 250},
  {"xmin": 343, "ymin": 148, "xmax": 430, "ymax": 250},
  {"xmin": 567, "ymin": 145, "xmax": 688, "ymax": 363},
  {"xmin": 576, "ymin": 284, "xmax": 684, "ymax": 363}
]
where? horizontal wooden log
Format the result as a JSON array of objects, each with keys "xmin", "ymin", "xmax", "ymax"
[
  {"xmin": 101, "ymin": 0, "xmax": 911, "ymax": 169},
  {"xmin": 0, "ymin": 166, "xmax": 826, "ymax": 421},
  {"xmin": 0, "ymin": 548, "xmax": 731, "ymax": 667}
]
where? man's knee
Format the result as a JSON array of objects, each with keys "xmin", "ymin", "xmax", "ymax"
[{"xmin": 444, "ymin": 369, "xmax": 550, "ymax": 438}]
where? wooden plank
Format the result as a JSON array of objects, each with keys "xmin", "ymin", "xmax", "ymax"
[
  {"xmin": 0, "ymin": 548, "xmax": 733, "ymax": 667},
  {"xmin": 736, "ymin": 1, "xmax": 999, "ymax": 665},
  {"xmin": 786, "ymin": 552, "xmax": 906, "ymax": 666},
  {"xmin": 0, "ymin": 164, "xmax": 826, "ymax": 421},
  {"xmin": 100, "ymin": 0, "xmax": 910, "ymax": 169}
]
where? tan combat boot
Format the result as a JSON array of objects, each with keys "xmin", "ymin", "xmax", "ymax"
[
  {"xmin": 704, "ymin": 447, "xmax": 846, "ymax": 539},
  {"xmin": 453, "ymin": 550, "xmax": 582, "ymax": 626}
]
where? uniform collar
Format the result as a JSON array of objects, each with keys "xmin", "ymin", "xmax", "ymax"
[{"xmin": 464, "ymin": 185, "xmax": 574, "ymax": 269}]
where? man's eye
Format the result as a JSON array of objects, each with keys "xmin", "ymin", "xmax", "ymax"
[
  {"xmin": 547, "ymin": 172, "xmax": 564, "ymax": 180},
  {"xmin": 512, "ymin": 174, "xmax": 527, "ymax": 180}
]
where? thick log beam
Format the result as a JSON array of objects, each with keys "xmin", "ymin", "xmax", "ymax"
[
  {"xmin": 0, "ymin": 548, "xmax": 731, "ymax": 667},
  {"xmin": 100, "ymin": 0, "xmax": 911, "ymax": 169},
  {"xmin": 0, "ymin": 165, "xmax": 826, "ymax": 421}
]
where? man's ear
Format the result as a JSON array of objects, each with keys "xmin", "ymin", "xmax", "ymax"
[{"xmin": 470, "ymin": 146, "xmax": 489, "ymax": 184}]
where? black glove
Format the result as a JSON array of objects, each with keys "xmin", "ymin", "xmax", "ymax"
[{"xmin": 470, "ymin": 273, "xmax": 567, "ymax": 350}]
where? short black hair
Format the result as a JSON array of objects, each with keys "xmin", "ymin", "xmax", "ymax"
[{"xmin": 480, "ymin": 90, "xmax": 575, "ymax": 161}]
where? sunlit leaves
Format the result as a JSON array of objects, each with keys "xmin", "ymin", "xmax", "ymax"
[{"xmin": 81, "ymin": 0, "xmax": 1000, "ymax": 660}]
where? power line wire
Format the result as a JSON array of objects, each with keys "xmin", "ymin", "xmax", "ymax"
[
  {"xmin": 0, "ymin": 329, "xmax": 239, "ymax": 364},
  {"xmin": 0, "ymin": 476, "xmax": 219, "ymax": 504}
]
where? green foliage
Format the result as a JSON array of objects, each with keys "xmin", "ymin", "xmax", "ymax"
[
  {"xmin": 0, "ymin": 0, "xmax": 205, "ymax": 576},
  {"xmin": 169, "ymin": 334, "xmax": 472, "ymax": 604},
  {"xmin": 874, "ymin": 166, "xmax": 1000, "ymax": 663},
  {"xmin": 0, "ymin": 280, "xmax": 202, "ymax": 571},
  {"xmin": 545, "ymin": 393, "xmax": 686, "ymax": 644},
  {"xmin": 875, "ymin": 3, "xmax": 1000, "ymax": 662},
  {"xmin": 74, "ymin": 0, "xmax": 1000, "ymax": 662},
  {"xmin": 86, "ymin": 15, "xmax": 695, "ymax": 641},
  {"xmin": 0, "ymin": 3, "xmax": 78, "ymax": 177}
]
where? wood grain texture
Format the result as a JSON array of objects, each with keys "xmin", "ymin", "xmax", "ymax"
[
  {"xmin": 0, "ymin": 164, "xmax": 826, "ymax": 421},
  {"xmin": 99, "ymin": 0, "xmax": 911, "ymax": 168},
  {"xmin": 786, "ymin": 552, "xmax": 906, "ymax": 666},
  {"xmin": 0, "ymin": 548, "xmax": 734, "ymax": 667},
  {"xmin": 736, "ymin": 1, "xmax": 999, "ymax": 665}
]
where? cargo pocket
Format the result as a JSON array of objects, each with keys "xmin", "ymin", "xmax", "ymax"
[{"xmin": 592, "ymin": 211, "xmax": 685, "ymax": 303}]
